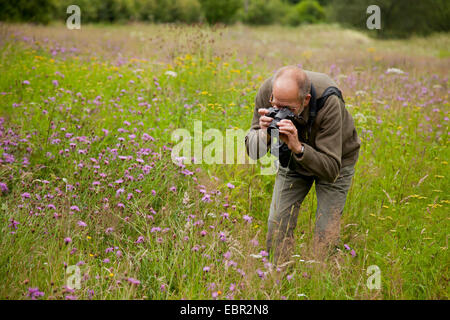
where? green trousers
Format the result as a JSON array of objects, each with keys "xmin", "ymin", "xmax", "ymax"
[{"xmin": 267, "ymin": 163, "xmax": 355, "ymax": 263}]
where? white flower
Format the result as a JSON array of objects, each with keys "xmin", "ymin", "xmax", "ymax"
[
  {"xmin": 386, "ymin": 67, "xmax": 405, "ymax": 74},
  {"xmin": 165, "ymin": 71, "xmax": 177, "ymax": 77}
]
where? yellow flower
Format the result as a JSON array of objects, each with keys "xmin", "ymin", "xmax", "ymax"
[
  {"xmin": 302, "ymin": 50, "xmax": 312, "ymax": 59},
  {"xmin": 87, "ymin": 236, "xmax": 91, "ymax": 240},
  {"xmin": 109, "ymin": 273, "xmax": 114, "ymax": 277}
]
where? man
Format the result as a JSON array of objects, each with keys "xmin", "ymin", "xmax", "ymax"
[{"xmin": 245, "ymin": 65, "xmax": 361, "ymax": 264}]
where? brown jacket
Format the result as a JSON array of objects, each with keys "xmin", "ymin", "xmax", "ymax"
[{"xmin": 245, "ymin": 70, "xmax": 361, "ymax": 183}]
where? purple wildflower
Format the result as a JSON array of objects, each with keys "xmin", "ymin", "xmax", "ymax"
[
  {"xmin": 8, "ymin": 219, "xmax": 19, "ymax": 230},
  {"xmin": 135, "ymin": 236, "xmax": 144, "ymax": 243},
  {"xmin": 127, "ymin": 278, "xmax": 140, "ymax": 285},
  {"xmin": 0, "ymin": 182, "xmax": 8, "ymax": 194},
  {"xmin": 77, "ymin": 220, "xmax": 87, "ymax": 227},
  {"xmin": 28, "ymin": 287, "xmax": 44, "ymax": 300},
  {"xmin": 116, "ymin": 188, "xmax": 125, "ymax": 197},
  {"xmin": 260, "ymin": 250, "xmax": 269, "ymax": 257}
]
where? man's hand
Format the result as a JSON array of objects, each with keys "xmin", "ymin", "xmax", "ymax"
[
  {"xmin": 258, "ymin": 108, "xmax": 273, "ymax": 143},
  {"xmin": 276, "ymin": 119, "xmax": 303, "ymax": 154},
  {"xmin": 258, "ymin": 108, "xmax": 273, "ymax": 130}
]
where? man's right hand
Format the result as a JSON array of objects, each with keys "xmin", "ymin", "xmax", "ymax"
[{"xmin": 258, "ymin": 108, "xmax": 273, "ymax": 131}]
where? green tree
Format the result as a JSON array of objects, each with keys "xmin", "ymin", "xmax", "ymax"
[
  {"xmin": 241, "ymin": 0, "xmax": 288, "ymax": 25},
  {"xmin": 0, "ymin": 0, "xmax": 57, "ymax": 24},
  {"xmin": 287, "ymin": 0, "xmax": 325, "ymax": 26},
  {"xmin": 199, "ymin": 0, "xmax": 242, "ymax": 24},
  {"xmin": 330, "ymin": 0, "xmax": 450, "ymax": 38},
  {"xmin": 172, "ymin": 0, "xmax": 203, "ymax": 23}
]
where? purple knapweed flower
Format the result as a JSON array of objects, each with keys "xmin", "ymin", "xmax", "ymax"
[
  {"xmin": 127, "ymin": 278, "xmax": 140, "ymax": 285},
  {"xmin": 135, "ymin": 236, "xmax": 145, "ymax": 243},
  {"xmin": 116, "ymin": 188, "xmax": 125, "ymax": 197},
  {"xmin": 260, "ymin": 250, "xmax": 269, "ymax": 257},
  {"xmin": 28, "ymin": 287, "xmax": 44, "ymax": 300},
  {"xmin": 77, "ymin": 220, "xmax": 87, "ymax": 227},
  {"xmin": 21, "ymin": 192, "xmax": 31, "ymax": 199},
  {"xmin": 0, "ymin": 182, "xmax": 8, "ymax": 194}
]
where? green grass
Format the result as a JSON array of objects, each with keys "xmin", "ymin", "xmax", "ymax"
[{"xmin": 0, "ymin": 23, "xmax": 448, "ymax": 300}]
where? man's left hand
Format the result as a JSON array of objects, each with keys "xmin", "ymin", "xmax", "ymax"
[{"xmin": 276, "ymin": 119, "xmax": 303, "ymax": 154}]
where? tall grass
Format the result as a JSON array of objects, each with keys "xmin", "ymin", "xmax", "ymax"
[{"xmin": 0, "ymin": 23, "xmax": 448, "ymax": 300}]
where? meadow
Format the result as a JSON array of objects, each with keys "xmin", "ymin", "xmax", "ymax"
[{"xmin": 0, "ymin": 23, "xmax": 448, "ymax": 300}]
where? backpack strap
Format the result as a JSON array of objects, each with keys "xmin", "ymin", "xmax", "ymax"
[{"xmin": 307, "ymin": 85, "xmax": 344, "ymax": 142}]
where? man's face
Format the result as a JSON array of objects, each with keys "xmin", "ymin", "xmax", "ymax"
[
  {"xmin": 270, "ymin": 92, "xmax": 309, "ymax": 116},
  {"xmin": 271, "ymin": 78, "xmax": 311, "ymax": 116}
]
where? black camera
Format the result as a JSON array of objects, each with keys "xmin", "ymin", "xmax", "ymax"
[
  {"xmin": 266, "ymin": 107, "xmax": 296, "ymax": 137},
  {"xmin": 265, "ymin": 107, "xmax": 299, "ymax": 169}
]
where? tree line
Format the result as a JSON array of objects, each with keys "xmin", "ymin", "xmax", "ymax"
[{"xmin": 0, "ymin": 0, "xmax": 448, "ymax": 38}]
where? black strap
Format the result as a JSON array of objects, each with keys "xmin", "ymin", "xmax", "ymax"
[{"xmin": 307, "ymin": 85, "xmax": 344, "ymax": 141}]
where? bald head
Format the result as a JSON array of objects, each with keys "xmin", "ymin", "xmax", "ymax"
[
  {"xmin": 273, "ymin": 65, "xmax": 311, "ymax": 101},
  {"xmin": 270, "ymin": 65, "xmax": 311, "ymax": 115}
]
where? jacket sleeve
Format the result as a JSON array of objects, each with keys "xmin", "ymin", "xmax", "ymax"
[
  {"xmin": 245, "ymin": 78, "xmax": 272, "ymax": 160},
  {"xmin": 292, "ymin": 95, "xmax": 343, "ymax": 182}
]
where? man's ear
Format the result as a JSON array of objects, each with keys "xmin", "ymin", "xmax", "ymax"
[{"xmin": 304, "ymin": 94, "xmax": 311, "ymax": 107}]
